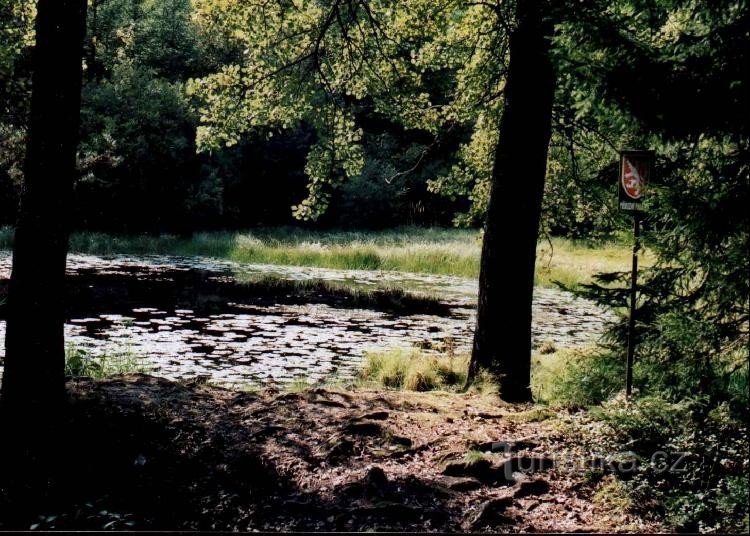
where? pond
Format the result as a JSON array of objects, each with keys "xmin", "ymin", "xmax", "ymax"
[{"xmin": 0, "ymin": 251, "xmax": 614, "ymax": 386}]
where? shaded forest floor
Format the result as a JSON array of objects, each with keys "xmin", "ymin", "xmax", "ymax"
[{"xmin": 0, "ymin": 374, "xmax": 663, "ymax": 532}]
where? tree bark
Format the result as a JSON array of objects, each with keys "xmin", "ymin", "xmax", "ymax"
[
  {"xmin": 466, "ymin": 0, "xmax": 556, "ymax": 402},
  {"xmin": 1, "ymin": 0, "xmax": 87, "ymax": 415}
]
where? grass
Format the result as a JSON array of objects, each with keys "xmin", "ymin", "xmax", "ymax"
[
  {"xmin": 73, "ymin": 226, "xmax": 481, "ymax": 277},
  {"xmin": 65, "ymin": 345, "xmax": 147, "ymax": 379},
  {"xmin": 357, "ymin": 346, "xmax": 498, "ymax": 396},
  {"xmin": 593, "ymin": 475, "xmax": 635, "ymax": 513},
  {"xmin": 0, "ymin": 226, "xmax": 640, "ymax": 288},
  {"xmin": 531, "ymin": 346, "xmax": 624, "ymax": 407},
  {"xmin": 534, "ymin": 236, "xmax": 651, "ymax": 288},
  {"xmin": 358, "ymin": 347, "xmax": 468, "ymax": 391}
]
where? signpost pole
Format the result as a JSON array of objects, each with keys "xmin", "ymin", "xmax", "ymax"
[
  {"xmin": 619, "ymin": 149, "xmax": 652, "ymax": 399},
  {"xmin": 625, "ymin": 215, "xmax": 640, "ymax": 398}
]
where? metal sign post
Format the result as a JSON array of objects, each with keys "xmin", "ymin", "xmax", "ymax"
[
  {"xmin": 618, "ymin": 150, "xmax": 653, "ymax": 398},
  {"xmin": 625, "ymin": 217, "xmax": 640, "ymax": 398}
]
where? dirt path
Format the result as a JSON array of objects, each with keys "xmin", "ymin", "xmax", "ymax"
[{"xmin": 1, "ymin": 374, "xmax": 663, "ymax": 531}]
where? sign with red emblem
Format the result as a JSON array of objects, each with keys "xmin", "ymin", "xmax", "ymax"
[{"xmin": 619, "ymin": 150, "xmax": 653, "ymax": 213}]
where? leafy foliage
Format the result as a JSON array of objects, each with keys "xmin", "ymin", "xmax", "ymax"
[
  {"xmin": 555, "ymin": 3, "xmax": 749, "ymax": 531},
  {"xmin": 571, "ymin": 1, "xmax": 749, "ymax": 411},
  {"xmin": 187, "ymin": 0, "xmax": 511, "ymax": 221},
  {"xmin": 590, "ymin": 396, "xmax": 749, "ymax": 533}
]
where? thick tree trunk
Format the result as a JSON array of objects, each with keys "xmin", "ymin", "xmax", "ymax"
[
  {"xmin": 466, "ymin": 0, "xmax": 555, "ymax": 402},
  {"xmin": 1, "ymin": 0, "xmax": 87, "ymax": 414}
]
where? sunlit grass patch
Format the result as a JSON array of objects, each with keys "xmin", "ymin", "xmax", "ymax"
[
  {"xmin": 1, "ymin": 225, "xmax": 639, "ymax": 288},
  {"xmin": 358, "ymin": 347, "xmax": 470, "ymax": 392},
  {"xmin": 65, "ymin": 345, "xmax": 148, "ymax": 379},
  {"xmin": 225, "ymin": 227, "xmax": 481, "ymax": 276},
  {"xmin": 593, "ymin": 475, "xmax": 635, "ymax": 513},
  {"xmin": 356, "ymin": 346, "xmax": 499, "ymax": 395},
  {"xmin": 531, "ymin": 346, "xmax": 623, "ymax": 407},
  {"xmin": 535, "ymin": 237, "xmax": 652, "ymax": 288}
]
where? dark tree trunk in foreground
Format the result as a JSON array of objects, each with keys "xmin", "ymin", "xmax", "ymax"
[
  {"xmin": 1, "ymin": 0, "xmax": 87, "ymax": 414},
  {"xmin": 466, "ymin": 0, "xmax": 555, "ymax": 402}
]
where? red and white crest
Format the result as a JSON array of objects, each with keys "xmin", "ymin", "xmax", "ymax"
[{"xmin": 621, "ymin": 156, "xmax": 648, "ymax": 199}]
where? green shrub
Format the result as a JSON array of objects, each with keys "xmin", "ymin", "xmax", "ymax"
[
  {"xmin": 532, "ymin": 346, "xmax": 623, "ymax": 407},
  {"xmin": 588, "ymin": 396, "xmax": 749, "ymax": 533},
  {"xmin": 592, "ymin": 395, "xmax": 694, "ymax": 452}
]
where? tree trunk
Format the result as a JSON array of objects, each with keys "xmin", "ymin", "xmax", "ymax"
[
  {"xmin": 1, "ymin": 0, "xmax": 87, "ymax": 415},
  {"xmin": 466, "ymin": 0, "xmax": 556, "ymax": 402}
]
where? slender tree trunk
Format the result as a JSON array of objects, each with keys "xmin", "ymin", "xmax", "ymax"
[
  {"xmin": 1, "ymin": 0, "xmax": 87, "ymax": 415},
  {"xmin": 466, "ymin": 0, "xmax": 555, "ymax": 402}
]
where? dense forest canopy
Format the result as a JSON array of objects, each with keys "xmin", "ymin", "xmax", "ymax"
[{"xmin": 1, "ymin": 0, "xmax": 634, "ymax": 234}]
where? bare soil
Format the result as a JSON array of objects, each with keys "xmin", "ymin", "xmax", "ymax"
[{"xmin": 0, "ymin": 374, "xmax": 663, "ymax": 532}]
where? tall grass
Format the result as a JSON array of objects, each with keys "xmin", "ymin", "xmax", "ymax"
[
  {"xmin": 0, "ymin": 225, "xmax": 637, "ymax": 288},
  {"xmin": 86, "ymin": 227, "xmax": 480, "ymax": 277},
  {"xmin": 65, "ymin": 345, "xmax": 147, "ymax": 379},
  {"xmin": 357, "ymin": 346, "xmax": 497, "ymax": 395},
  {"xmin": 359, "ymin": 347, "xmax": 467, "ymax": 391}
]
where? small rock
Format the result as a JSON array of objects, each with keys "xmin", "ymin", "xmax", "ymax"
[
  {"xmin": 469, "ymin": 497, "xmax": 514, "ymax": 528},
  {"xmin": 442, "ymin": 458, "xmax": 514, "ymax": 486},
  {"xmin": 442, "ymin": 458, "xmax": 515, "ymax": 486},
  {"xmin": 365, "ymin": 466, "xmax": 388, "ymax": 491},
  {"xmin": 441, "ymin": 476, "xmax": 482, "ymax": 491},
  {"xmin": 388, "ymin": 435, "xmax": 412, "ymax": 447},
  {"xmin": 343, "ymin": 421, "xmax": 383, "ymax": 436},
  {"xmin": 441, "ymin": 458, "xmax": 493, "ymax": 478},
  {"xmin": 514, "ymin": 479, "xmax": 551, "ymax": 498}
]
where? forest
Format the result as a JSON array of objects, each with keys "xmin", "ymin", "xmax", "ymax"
[{"xmin": 0, "ymin": 0, "xmax": 748, "ymax": 532}]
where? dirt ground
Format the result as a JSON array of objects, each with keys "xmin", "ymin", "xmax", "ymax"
[{"xmin": 0, "ymin": 374, "xmax": 664, "ymax": 532}]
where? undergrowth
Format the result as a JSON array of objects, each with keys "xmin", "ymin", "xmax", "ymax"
[{"xmin": 533, "ymin": 343, "xmax": 748, "ymax": 533}]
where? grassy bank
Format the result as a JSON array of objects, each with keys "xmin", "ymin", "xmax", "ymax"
[{"xmin": 0, "ymin": 226, "xmax": 641, "ymax": 288}]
